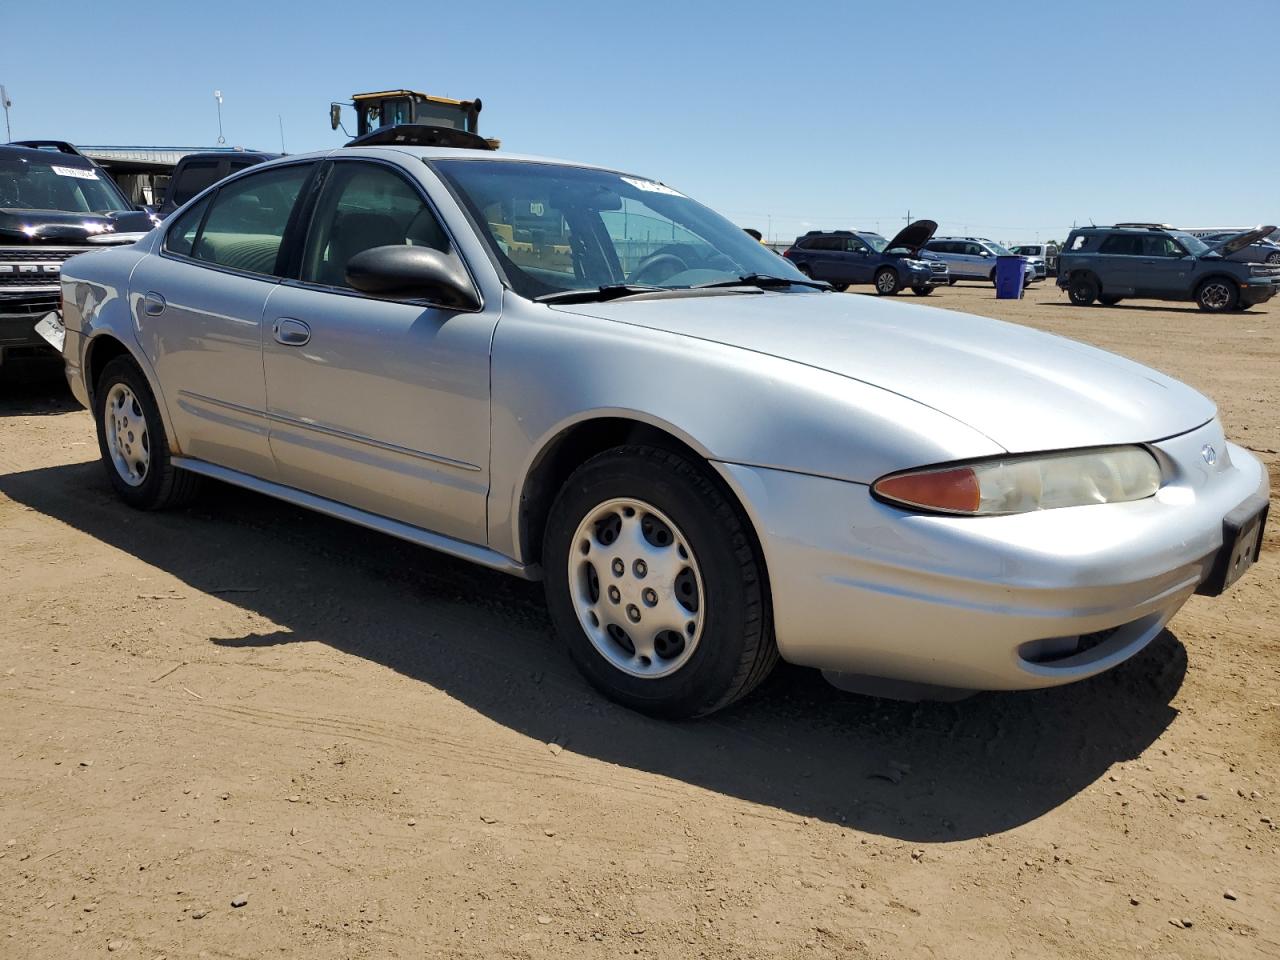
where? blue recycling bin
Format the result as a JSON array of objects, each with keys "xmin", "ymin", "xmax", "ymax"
[{"xmin": 994, "ymin": 255, "xmax": 1024, "ymax": 299}]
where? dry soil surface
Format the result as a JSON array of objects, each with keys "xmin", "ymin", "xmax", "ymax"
[{"xmin": 1, "ymin": 283, "xmax": 1277, "ymax": 959}]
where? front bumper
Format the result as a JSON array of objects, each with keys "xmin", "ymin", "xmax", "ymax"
[
  {"xmin": 0, "ymin": 291, "xmax": 62, "ymax": 357},
  {"xmin": 716, "ymin": 418, "xmax": 1268, "ymax": 691},
  {"xmin": 1240, "ymin": 276, "xmax": 1280, "ymax": 305}
]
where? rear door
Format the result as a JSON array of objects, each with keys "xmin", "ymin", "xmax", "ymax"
[
  {"xmin": 1095, "ymin": 233, "xmax": 1144, "ymax": 293},
  {"xmin": 132, "ymin": 160, "xmax": 316, "ymax": 478},
  {"xmin": 261, "ymin": 158, "xmax": 496, "ymax": 544}
]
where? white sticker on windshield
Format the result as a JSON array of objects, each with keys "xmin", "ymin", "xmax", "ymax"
[
  {"xmin": 51, "ymin": 165, "xmax": 98, "ymax": 180},
  {"xmin": 621, "ymin": 176, "xmax": 684, "ymax": 197}
]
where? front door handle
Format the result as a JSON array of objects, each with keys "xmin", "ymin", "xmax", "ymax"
[
  {"xmin": 142, "ymin": 291, "xmax": 166, "ymax": 316},
  {"xmin": 273, "ymin": 318, "xmax": 311, "ymax": 347}
]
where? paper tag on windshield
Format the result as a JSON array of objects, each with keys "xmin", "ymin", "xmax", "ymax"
[
  {"xmin": 621, "ymin": 176, "xmax": 684, "ymax": 197},
  {"xmin": 52, "ymin": 165, "xmax": 98, "ymax": 180}
]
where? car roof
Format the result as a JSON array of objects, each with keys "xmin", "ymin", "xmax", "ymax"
[{"xmin": 0, "ymin": 143, "xmax": 97, "ymax": 168}]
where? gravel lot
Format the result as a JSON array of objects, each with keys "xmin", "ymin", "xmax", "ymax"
[{"xmin": 1, "ymin": 281, "xmax": 1276, "ymax": 959}]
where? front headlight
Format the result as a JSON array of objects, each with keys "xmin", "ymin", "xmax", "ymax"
[{"xmin": 872, "ymin": 446, "xmax": 1162, "ymax": 516}]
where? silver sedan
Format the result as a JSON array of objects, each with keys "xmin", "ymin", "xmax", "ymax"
[{"xmin": 53, "ymin": 146, "xmax": 1269, "ymax": 717}]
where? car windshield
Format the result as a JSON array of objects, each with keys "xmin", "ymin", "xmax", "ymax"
[
  {"xmin": 1170, "ymin": 231, "xmax": 1211, "ymax": 256},
  {"xmin": 862, "ymin": 234, "xmax": 888, "ymax": 252},
  {"xmin": 0, "ymin": 153, "xmax": 131, "ymax": 214},
  {"xmin": 984, "ymin": 241, "xmax": 1013, "ymax": 255},
  {"xmin": 431, "ymin": 159, "xmax": 810, "ymax": 299}
]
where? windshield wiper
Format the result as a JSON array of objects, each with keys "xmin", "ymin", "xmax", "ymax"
[
  {"xmin": 691, "ymin": 273, "xmax": 830, "ymax": 291},
  {"xmin": 535, "ymin": 283, "xmax": 667, "ymax": 304}
]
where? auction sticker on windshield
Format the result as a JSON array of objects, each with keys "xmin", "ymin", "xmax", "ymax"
[
  {"xmin": 621, "ymin": 176, "xmax": 684, "ymax": 197},
  {"xmin": 51, "ymin": 166, "xmax": 99, "ymax": 180}
]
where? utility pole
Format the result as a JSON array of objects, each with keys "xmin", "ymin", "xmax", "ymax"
[
  {"xmin": 214, "ymin": 90, "xmax": 225, "ymax": 145},
  {"xmin": 1, "ymin": 85, "xmax": 12, "ymax": 141},
  {"xmin": 278, "ymin": 114, "xmax": 286, "ymax": 153}
]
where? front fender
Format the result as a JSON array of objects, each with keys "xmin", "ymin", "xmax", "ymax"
[{"xmin": 486, "ymin": 298, "xmax": 1002, "ymax": 560}]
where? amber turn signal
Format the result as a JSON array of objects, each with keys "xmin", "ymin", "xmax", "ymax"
[{"xmin": 873, "ymin": 467, "xmax": 980, "ymax": 514}]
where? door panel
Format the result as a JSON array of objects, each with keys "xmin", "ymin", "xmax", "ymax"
[
  {"xmin": 262, "ymin": 285, "xmax": 496, "ymax": 543},
  {"xmin": 261, "ymin": 158, "xmax": 496, "ymax": 544}
]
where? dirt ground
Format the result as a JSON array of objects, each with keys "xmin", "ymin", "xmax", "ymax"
[{"xmin": 1, "ymin": 282, "xmax": 1276, "ymax": 959}]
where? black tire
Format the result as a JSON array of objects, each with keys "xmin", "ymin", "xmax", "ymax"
[
  {"xmin": 94, "ymin": 356, "xmax": 200, "ymax": 510},
  {"xmin": 947, "ymin": 278, "xmax": 957, "ymax": 286},
  {"xmin": 1098, "ymin": 294, "xmax": 1123, "ymax": 306},
  {"xmin": 1266, "ymin": 252, "xmax": 1280, "ymax": 265},
  {"xmin": 796, "ymin": 263, "xmax": 813, "ymax": 278},
  {"xmin": 1195, "ymin": 277, "xmax": 1238, "ymax": 313},
  {"xmin": 831, "ymin": 283, "xmax": 849, "ymax": 293},
  {"xmin": 911, "ymin": 285, "xmax": 933, "ymax": 296},
  {"xmin": 543, "ymin": 445, "xmax": 776, "ymax": 719},
  {"xmin": 874, "ymin": 267, "xmax": 900, "ymax": 296},
  {"xmin": 1068, "ymin": 274, "xmax": 1098, "ymax": 306}
]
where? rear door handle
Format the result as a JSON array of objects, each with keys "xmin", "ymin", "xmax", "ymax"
[
  {"xmin": 273, "ymin": 317, "xmax": 311, "ymax": 346},
  {"xmin": 142, "ymin": 291, "xmax": 166, "ymax": 316}
]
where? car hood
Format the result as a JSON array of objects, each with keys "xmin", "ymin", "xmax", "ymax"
[
  {"xmin": 884, "ymin": 219, "xmax": 937, "ymax": 255},
  {"xmin": 556, "ymin": 293, "xmax": 1215, "ymax": 453},
  {"xmin": 1207, "ymin": 225, "xmax": 1277, "ymax": 257},
  {"xmin": 0, "ymin": 208, "xmax": 154, "ymax": 245}
]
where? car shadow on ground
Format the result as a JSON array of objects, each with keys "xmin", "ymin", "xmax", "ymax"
[
  {"xmin": 0, "ymin": 461, "xmax": 1187, "ymax": 842},
  {"xmin": 0, "ymin": 361, "xmax": 78, "ymax": 416}
]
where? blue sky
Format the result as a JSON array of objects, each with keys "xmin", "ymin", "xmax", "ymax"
[{"xmin": 3, "ymin": 0, "xmax": 1276, "ymax": 243}]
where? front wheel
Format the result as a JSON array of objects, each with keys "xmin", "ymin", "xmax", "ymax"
[
  {"xmin": 1068, "ymin": 274, "xmax": 1098, "ymax": 306},
  {"xmin": 874, "ymin": 267, "xmax": 901, "ymax": 295},
  {"xmin": 542, "ymin": 445, "xmax": 776, "ymax": 718},
  {"xmin": 1196, "ymin": 278, "xmax": 1238, "ymax": 313},
  {"xmin": 1099, "ymin": 294, "xmax": 1123, "ymax": 306},
  {"xmin": 911, "ymin": 285, "xmax": 933, "ymax": 296},
  {"xmin": 1266, "ymin": 252, "xmax": 1280, "ymax": 265},
  {"xmin": 94, "ymin": 356, "xmax": 200, "ymax": 509}
]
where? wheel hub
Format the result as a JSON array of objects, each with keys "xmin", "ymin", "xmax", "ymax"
[{"xmin": 569, "ymin": 498, "xmax": 704, "ymax": 679}]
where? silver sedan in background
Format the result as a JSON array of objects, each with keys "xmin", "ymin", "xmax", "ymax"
[{"xmin": 53, "ymin": 146, "xmax": 1269, "ymax": 717}]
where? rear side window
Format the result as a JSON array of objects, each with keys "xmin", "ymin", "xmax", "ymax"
[
  {"xmin": 170, "ymin": 160, "xmax": 222, "ymax": 206},
  {"xmin": 164, "ymin": 195, "xmax": 211, "ymax": 257},
  {"xmin": 1099, "ymin": 234, "xmax": 1143, "ymax": 256},
  {"xmin": 189, "ymin": 164, "xmax": 312, "ymax": 277}
]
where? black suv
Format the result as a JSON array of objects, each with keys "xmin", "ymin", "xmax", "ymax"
[
  {"xmin": 158, "ymin": 150, "xmax": 279, "ymax": 218},
  {"xmin": 782, "ymin": 220, "xmax": 948, "ymax": 295},
  {"xmin": 1056, "ymin": 223, "xmax": 1280, "ymax": 312},
  {"xmin": 1, "ymin": 144, "xmax": 154, "ymax": 365}
]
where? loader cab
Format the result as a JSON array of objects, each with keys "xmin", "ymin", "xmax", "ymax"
[{"xmin": 334, "ymin": 90, "xmax": 484, "ymax": 138}]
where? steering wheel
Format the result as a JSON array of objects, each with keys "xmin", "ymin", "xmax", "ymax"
[{"xmin": 629, "ymin": 252, "xmax": 689, "ymax": 284}]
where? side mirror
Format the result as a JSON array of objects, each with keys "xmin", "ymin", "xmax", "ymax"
[
  {"xmin": 329, "ymin": 103, "xmax": 342, "ymax": 131},
  {"xmin": 979, "ymin": 250, "xmax": 992, "ymax": 258},
  {"xmin": 345, "ymin": 245, "xmax": 480, "ymax": 310}
]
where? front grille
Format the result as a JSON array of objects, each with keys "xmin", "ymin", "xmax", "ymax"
[
  {"xmin": 930, "ymin": 262, "xmax": 947, "ymax": 274},
  {"xmin": 0, "ymin": 248, "xmax": 86, "ymax": 263},
  {"xmin": 0, "ymin": 271, "xmax": 61, "ymax": 287},
  {"xmin": 0, "ymin": 295, "xmax": 60, "ymax": 317}
]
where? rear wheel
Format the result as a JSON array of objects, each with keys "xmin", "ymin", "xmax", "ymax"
[
  {"xmin": 796, "ymin": 263, "xmax": 813, "ymax": 278},
  {"xmin": 874, "ymin": 267, "xmax": 901, "ymax": 296},
  {"xmin": 1068, "ymin": 274, "xmax": 1098, "ymax": 306},
  {"xmin": 830, "ymin": 283, "xmax": 849, "ymax": 292},
  {"xmin": 94, "ymin": 356, "xmax": 200, "ymax": 510},
  {"xmin": 911, "ymin": 285, "xmax": 933, "ymax": 296},
  {"xmin": 1196, "ymin": 278, "xmax": 1238, "ymax": 313},
  {"xmin": 543, "ymin": 445, "xmax": 776, "ymax": 718}
]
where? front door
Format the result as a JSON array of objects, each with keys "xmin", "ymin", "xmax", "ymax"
[
  {"xmin": 133, "ymin": 161, "xmax": 315, "ymax": 477},
  {"xmin": 1138, "ymin": 234, "xmax": 1194, "ymax": 296},
  {"xmin": 261, "ymin": 159, "xmax": 497, "ymax": 545}
]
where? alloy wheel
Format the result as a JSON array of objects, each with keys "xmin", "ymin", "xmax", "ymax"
[{"xmin": 1200, "ymin": 282, "xmax": 1232, "ymax": 310}]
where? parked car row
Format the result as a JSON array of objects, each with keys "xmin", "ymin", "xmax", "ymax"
[{"xmin": 37, "ymin": 132, "xmax": 1268, "ymax": 718}]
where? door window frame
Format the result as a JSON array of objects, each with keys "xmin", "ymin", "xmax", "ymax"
[{"xmin": 280, "ymin": 156, "xmax": 483, "ymax": 312}]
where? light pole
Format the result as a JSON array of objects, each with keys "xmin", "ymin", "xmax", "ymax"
[
  {"xmin": 1, "ymin": 85, "xmax": 12, "ymax": 141},
  {"xmin": 214, "ymin": 90, "xmax": 225, "ymax": 145}
]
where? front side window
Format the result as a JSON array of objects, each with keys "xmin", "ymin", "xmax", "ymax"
[
  {"xmin": 185, "ymin": 163, "xmax": 311, "ymax": 277},
  {"xmin": 301, "ymin": 161, "xmax": 450, "ymax": 289},
  {"xmin": 845, "ymin": 237, "xmax": 870, "ymax": 253},
  {"xmin": 433, "ymin": 159, "xmax": 805, "ymax": 299},
  {"xmin": 164, "ymin": 195, "xmax": 211, "ymax": 257},
  {"xmin": 1145, "ymin": 235, "xmax": 1185, "ymax": 258}
]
